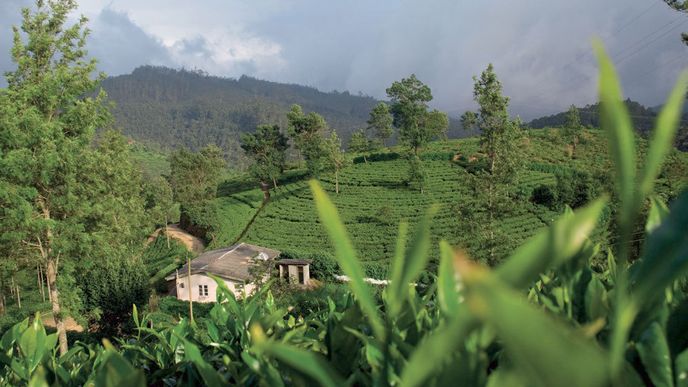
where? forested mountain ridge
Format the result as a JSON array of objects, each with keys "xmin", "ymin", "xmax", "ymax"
[
  {"xmin": 528, "ymin": 99, "xmax": 688, "ymax": 151},
  {"xmin": 100, "ymin": 66, "xmax": 463, "ymax": 159}
]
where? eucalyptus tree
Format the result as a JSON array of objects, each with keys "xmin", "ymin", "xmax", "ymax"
[
  {"xmin": 0, "ymin": 0, "xmax": 113, "ymax": 355},
  {"xmin": 460, "ymin": 64, "xmax": 524, "ymax": 263},
  {"xmin": 323, "ymin": 132, "xmax": 349, "ymax": 194},
  {"xmin": 564, "ymin": 104, "xmax": 583, "ymax": 158}
]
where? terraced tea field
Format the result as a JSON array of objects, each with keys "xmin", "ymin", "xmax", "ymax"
[{"xmin": 207, "ymin": 131, "xmax": 618, "ymax": 271}]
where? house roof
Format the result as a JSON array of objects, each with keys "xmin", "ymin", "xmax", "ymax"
[
  {"xmin": 276, "ymin": 259, "xmax": 312, "ymax": 266},
  {"xmin": 165, "ymin": 243, "xmax": 280, "ymax": 282}
]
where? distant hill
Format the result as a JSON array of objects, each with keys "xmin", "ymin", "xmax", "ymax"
[
  {"xmin": 528, "ymin": 99, "xmax": 688, "ymax": 151},
  {"xmin": 100, "ymin": 66, "xmax": 463, "ymax": 162}
]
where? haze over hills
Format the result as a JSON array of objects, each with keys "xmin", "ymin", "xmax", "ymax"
[{"xmin": 100, "ymin": 66, "xmax": 465, "ymax": 159}]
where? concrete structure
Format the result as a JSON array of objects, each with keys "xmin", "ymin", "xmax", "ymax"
[
  {"xmin": 276, "ymin": 259, "xmax": 312, "ymax": 285},
  {"xmin": 165, "ymin": 243, "xmax": 280, "ymax": 302}
]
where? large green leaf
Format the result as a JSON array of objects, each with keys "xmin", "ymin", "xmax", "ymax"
[
  {"xmin": 496, "ymin": 198, "xmax": 606, "ymax": 288},
  {"xmin": 94, "ymin": 340, "xmax": 146, "ymax": 387},
  {"xmin": 593, "ymin": 41, "xmax": 636, "ymax": 228},
  {"xmin": 251, "ymin": 325, "xmax": 344, "ymax": 387},
  {"xmin": 437, "ymin": 240, "xmax": 461, "ymax": 318},
  {"xmin": 183, "ymin": 339, "xmax": 225, "ymax": 387},
  {"xmin": 460, "ymin": 263, "xmax": 609, "ymax": 387},
  {"xmin": 633, "ymin": 191, "xmax": 688, "ymax": 305},
  {"xmin": 646, "ymin": 195, "xmax": 670, "ymax": 233},
  {"xmin": 676, "ymin": 348, "xmax": 688, "ymax": 387},
  {"xmin": 309, "ymin": 180, "xmax": 384, "ymax": 339},
  {"xmin": 636, "ymin": 322, "xmax": 674, "ymax": 387},
  {"xmin": 388, "ymin": 206, "xmax": 437, "ymax": 317},
  {"xmin": 638, "ymin": 71, "xmax": 688, "ymax": 200},
  {"xmin": 400, "ymin": 199, "xmax": 606, "ymax": 387}
]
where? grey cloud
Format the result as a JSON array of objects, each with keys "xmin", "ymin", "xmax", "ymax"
[
  {"xmin": 2, "ymin": 0, "xmax": 687, "ymax": 120},
  {"xmin": 88, "ymin": 8, "xmax": 173, "ymax": 76}
]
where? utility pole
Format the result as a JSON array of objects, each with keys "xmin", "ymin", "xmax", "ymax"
[{"xmin": 187, "ymin": 254, "xmax": 193, "ymax": 324}]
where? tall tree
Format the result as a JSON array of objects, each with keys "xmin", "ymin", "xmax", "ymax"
[
  {"xmin": 287, "ymin": 104, "xmax": 328, "ymax": 176},
  {"xmin": 462, "ymin": 64, "xmax": 523, "ymax": 180},
  {"xmin": 143, "ymin": 175, "xmax": 176, "ymax": 247},
  {"xmin": 460, "ymin": 64, "xmax": 524, "ymax": 263},
  {"xmin": 386, "ymin": 74, "xmax": 448, "ymax": 155},
  {"xmin": 348, "ymin": 128, "xmax": 371, "ymax": 163},
  {"xmin": 367, "ymin": 102, "xmax": 394, "ymax": 146},
  {"xmin": 169, "ymin": 145, "xmax": 225, "ymax": 227},
  {"xmin": 241, "ymin": 124, "xmax": 289, "ymax": 193},
  {"xmin": 0, "ymin": 0, "xmax": 115, "ymax": 355},
  {"xmin": 564, "ymin": 104, "xmax": 583, "ymax": 158},
  {"xmin": 323, "ymin": 132, "xmax": 349, "ymax": 194}
]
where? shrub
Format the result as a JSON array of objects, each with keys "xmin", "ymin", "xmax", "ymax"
[
  {"xmin": 531, "ymin": 184, "xmax": 557, "ymax": 208},
  {"xmin": 79, "ymin": 257, "xmax": 150, "ymax": 335}
]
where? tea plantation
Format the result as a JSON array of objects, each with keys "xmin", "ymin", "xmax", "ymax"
[{"xmin": 204, "ymin": 128, "xmax": 685, "ymax": 272}]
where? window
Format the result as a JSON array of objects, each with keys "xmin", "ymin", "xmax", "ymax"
[
  {"xmin": 198, "ymin": 285, "xmax": 209, "ymax": 297},
  {"xmin": 179, "ymin": 282, "xmax": 184, "ymax": 289}
]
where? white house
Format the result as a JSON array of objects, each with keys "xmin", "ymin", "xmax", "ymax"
[{"xmin": 165, "ymin": 243, "xmax": 281, "ymax": 302}]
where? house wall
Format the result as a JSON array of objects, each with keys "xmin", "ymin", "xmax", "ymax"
[{"xmin": 174, "ymin": 274, "xmax": 258, "ymax": 303}]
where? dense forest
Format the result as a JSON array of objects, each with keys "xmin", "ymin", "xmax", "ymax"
[{"xmin": 100, "ymin": 66, "xmax": 464, "ymax": 161}]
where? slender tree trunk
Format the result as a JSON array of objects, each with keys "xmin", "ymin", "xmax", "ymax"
[
  {"xmin": 45, "ymin": 263, "xmax": 52, "ymax": 303},
  {"xmin": 47, "ymin": 258, "xmax": 68, "ymax": 355},
  {"xmin": 10, "ymin": 276, "xmax": 15, "ymax": 297},
  {"xmin": 165, "ymin": 218, "xmax": 170, "ymax": 249},
  {"xmin": 335, "ymin": 170, "xmax": 339, "ymax": 194},
  {"xmin": 260, "ymin": 181, "xmax": 271, "ymax": 201},
  {"xmin": 39, "ymin": 202, "xmax": 68, "ymax": 356},
  {"xmin": 488, "ymin": 180, "xmax": 495, "ymax": 264},
  {"xmin": 0, "ymin": 275, "xmax": 5, "ymax": 315},
  {"xmin": 272, "ymin": 176, "xmax": 278, "ymax": 190},
  {"xmin": 38, "ymin": 263, "xmax": 45, "ymax": 302},
  {"xmin": 15, "ymin": 285, "xmax": 21, "ymax": 309},
  {"xmin": 363, "ymin": 154, "xmax": 367, "ymax": 164},
  {"xmin": 187, "ymin": 255, "xmax": 193, "ymax": 324}
]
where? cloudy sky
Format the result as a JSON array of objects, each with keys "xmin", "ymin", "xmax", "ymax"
[{"xmin": 1, "ymin": 0, "xmax": 687, "ymax": 120}]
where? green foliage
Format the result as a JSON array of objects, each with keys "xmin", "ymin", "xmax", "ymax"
[
  {"xmin": 367, "ymin": 102, "xmax": 394, "ymax": 145},
  {"xmin": 0, "ymin": 0, "xmax": 151, "ymax": 355},
  {"xmin": 100, "ymin": 66, "xmax": 381, "ymax": 159},
  {"xmin": 287, "ymin": 104, "xmax": 329, "ymax": 176},
  {"xmin": 168, "ymin": 145, "xmax": 225, "ymax": 234},
  {"xmin": 347, "ymin": 128, "xmax": 372, "ymax": 157},
  {"xmin": 386, "ymin": 75, "xmax": 448, "ymax": 155},
  {"xmin": 322, "ymin": 131, "xmax": 350, "ymax": 193},
  {"xmin": 79, "ymin": 258, "xmax": 150, "ymax": 334},
  {"xmin": 241, "ymin": 124, "xmax": 289, "ymax": 188}
]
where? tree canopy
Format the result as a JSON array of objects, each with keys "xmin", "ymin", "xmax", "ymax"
[
  {"xmin": 241, "ymin": 124, "xmax": 289, "ymax": 189},
  {"xmin": 386, "ymin": 74, "xmax": 448, "ymax": 155}
]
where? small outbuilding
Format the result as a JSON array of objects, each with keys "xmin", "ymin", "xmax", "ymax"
[
  {"xmin": 276, "ymin": 259, "xmax": 312, "ymax": 286},
  {"xmin": 165, "ymin": 243, "xmax": 280, "ymax": 302}
]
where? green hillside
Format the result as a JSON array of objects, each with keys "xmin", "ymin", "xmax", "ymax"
[
  {"xmin": 201, "ymin": 128, "xmax": 687, "ymax": 275},
  {"xmin": 101, "ymin": 66, "xmax": 466, "ymax": 164}
]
